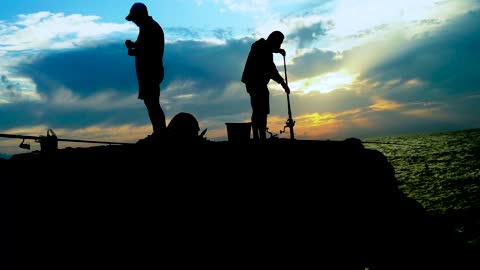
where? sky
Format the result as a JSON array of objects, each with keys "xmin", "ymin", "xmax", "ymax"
[{"xmin": 1, "ymin": 0, "xmax": 480, "ymax": 156}]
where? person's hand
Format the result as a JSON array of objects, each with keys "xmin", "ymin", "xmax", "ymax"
[
  {"xmin": 278, "ymin": 48, "xmax": 286, "ymax": 57},
  {"xmin": 125, "ymin": 40, "xmax": 134, "ymax": 49},
  {"xmin": 281, "ymin": 81, "xmax": 290, "ymax": 94}
]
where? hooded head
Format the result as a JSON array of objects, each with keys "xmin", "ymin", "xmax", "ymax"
[{"xmin": 267, "ymin": 31, "xmax": 284, "ymax": 52}]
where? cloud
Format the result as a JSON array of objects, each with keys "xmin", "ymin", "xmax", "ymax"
[
  {"xmin": 365, "ymin": 10, "xmax": 480, "ymax": 101},
  {"xmin": 166, "ymin": 27, "xmax": 202, "ymax": 40},
  {"xmin": 8, "ymin": 8, "xmax": 479, "ymax": 137},
  {"xmin": 216, "ymin": 0, "xmax": 271, "ymax": 12},
  {"xmin": 15, "ymin": 42, "xmax": 137, "ymax": 98},
  {"xmin": 264, "ymin": 7, "xmax": 480, "ymax": 139},
  {"xmin": 1, "ymin": 35, "xmax": 256, "ymax": 131},
  {"xmin": 0, "ymin": 11, "xmax": 137, "ymax": 105},
  {"xmin": 0, "ymin": 74, "xmax": 41, "ymax": 103},
  {"xmin": 2, "ymin": 2, "xmax": 480, "ymax": 156},
  {"xmin": 0, "ymin": 74, "xmax": 21, "ymax": 102},
  {"xmin": 0, "ymin": 12, "xmax": 133, "ymax": 52},
  {"xmin": 277, "ymin": 0, "xmax": 479, "ymax": 52},
  {"xmin": 1, "ymin": 75, "xmax": 19, "ymax": 91},
  {"xmin": 163, "ymin": 37, "xmax": 252, "ymax": 98},
  {"xmin": 288, "ymin": 48, "xmax": 341, "ymax": 80},
  {"xmin": 286, "ymin": 21, "xmax": 332, "ymax": 48}
]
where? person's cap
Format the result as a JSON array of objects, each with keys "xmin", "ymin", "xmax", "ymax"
[{"xmin": 125, "ymin": 2, "xmax": 148, "ymax": 21}]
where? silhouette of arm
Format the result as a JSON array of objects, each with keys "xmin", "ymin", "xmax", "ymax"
[
  {"xmin": 270, "ymin": 61, "xmax": 290, "ymax": 94},
  {"xmin": 270, "ymin": 62, "xmax": 284, "ymax": 85}
]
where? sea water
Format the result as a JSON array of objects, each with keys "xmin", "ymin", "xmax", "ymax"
[{"xmin": 362, "ymin": 128, "xmax": 480, "ymax": 247}]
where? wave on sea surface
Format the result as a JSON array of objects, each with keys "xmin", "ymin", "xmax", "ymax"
[{"xmin": 363, "ymin": 128, "xmax": 480, "ymax": 247}]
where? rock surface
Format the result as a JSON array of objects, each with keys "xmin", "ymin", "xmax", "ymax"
[{"xmin": 5, "ymin": 138, "xmax": 478, "ymax": 269}]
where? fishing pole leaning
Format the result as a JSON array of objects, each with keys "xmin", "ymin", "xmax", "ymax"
[{"xmin": 280, "ymin": 54, "xmax": 295, "ymax": 140}]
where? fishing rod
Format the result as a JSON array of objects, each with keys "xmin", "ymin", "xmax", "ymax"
[
  {"xmin": 0, "ymin": 133, "xmax": 133, "ymax": 145},
  {"xmin": 0, "ymin": 129, "xmax": 133, "ymax": 152},
  {"xmin": 279, "ymin": 54, "xmax": 295, "ymax": 140}
]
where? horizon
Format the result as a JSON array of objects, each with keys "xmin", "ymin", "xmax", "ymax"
[{"xmin": 1, "ymin": 0, "xmax": 480, "ymax": 155}]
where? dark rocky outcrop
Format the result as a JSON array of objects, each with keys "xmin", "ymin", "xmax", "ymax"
[{"xmin": 5, "ymin": 138, "xmax": 478, "ymax": 269}]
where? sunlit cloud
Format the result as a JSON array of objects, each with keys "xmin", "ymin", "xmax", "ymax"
[
  {"xmin": 377, "ymin": 79, "xmax": 426, "ymax": 91},
  {"xmin": 403, "ymin": 79, "xmax": 424, "ymax": 88},
  {"xmin": 265, "ymin": 0, "xmax": 480, "ymax": 54},
  {"xmin": 369, "ymin": 98, "xmax": 403, "ymax": 111},
  {"xmin": 326, "ymin": 0, "xmax": 478, "ymax": 45},
  {"xmin": 0, "ymin": 75, "xmax": 41, "ymax": 103},
  {"xmin": 266, "ymin": 108, "xmax": 367, "ymax": 140},
  {"xmin": 49, "ymin": 88, "xmax": 138, "ymax": 111},
  {"xmin": 0, "ymin": 12, "xmax": 133, "ymax": 52},
  {"xmin": 163, "ymin": 79, "xmax": 203, "ymax": 107},
  {"xmin": 289, "ymin": 69, "xmax": 359, "ymax": 94},
  {"xmin": 0, "ymin": 12, "xmax": 135, "ymax": 105},
  {"xmin": 56, "ymin": 124, "xmax": 148, "ymax": 144},
  {"xmin": 403, "ymin": 106, "xmax": 450, "ymax": 120}
]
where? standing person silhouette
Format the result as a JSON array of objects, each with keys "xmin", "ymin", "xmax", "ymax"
[
  {"xmin": 125, "ymin": 2, "xmax": 167, "ymax": 142},
  {"xmin": 241, "ymin": 31, "xmax": 290, "ymax": 142}
]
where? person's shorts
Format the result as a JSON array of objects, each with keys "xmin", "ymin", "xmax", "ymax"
[
  {"xmin": 246, "ymin": 85, "xmax": 270, "ymax": 114},
  {"xmin": 138, "ymin": 79, "xmax": 160, "ymax": 100}
]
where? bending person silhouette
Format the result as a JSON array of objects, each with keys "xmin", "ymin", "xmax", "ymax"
[
  {"xmin": 241, "ymin": 31, "xmax": 290, "ymax": 141},
  {"xmin": 125, "ymin": 2, "xmax": 167, "ymax": 142}
]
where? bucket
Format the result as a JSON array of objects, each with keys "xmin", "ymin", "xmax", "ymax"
[
  {"xmin": 225, "ymin": 122, "xmax": 251, "ymax": 143},
  {"xmin": 36, "ymin": 129, "xmax": 58, "ymax": 154}
]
